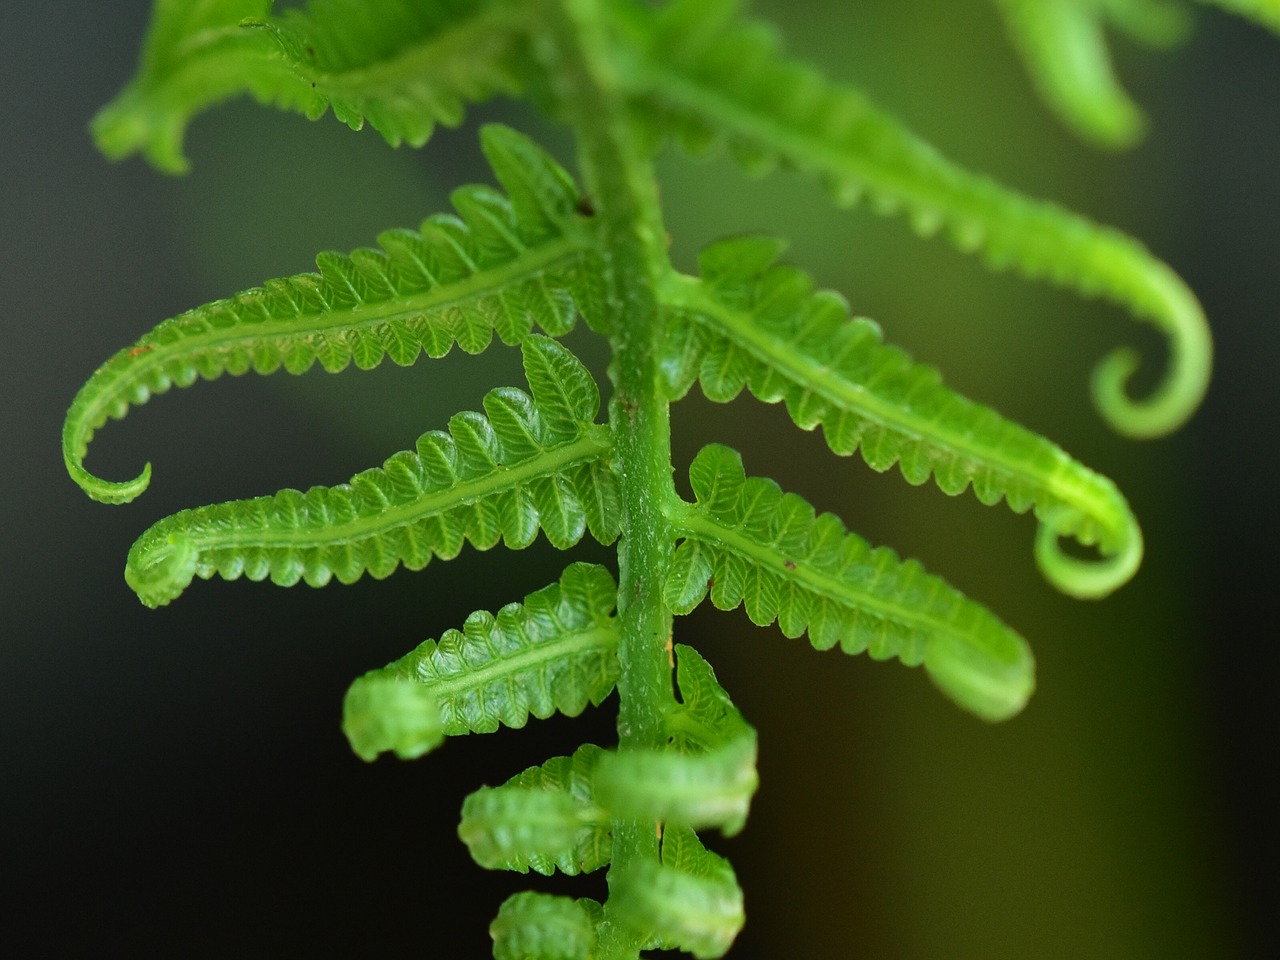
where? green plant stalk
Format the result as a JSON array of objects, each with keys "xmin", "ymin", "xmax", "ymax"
[{"xmin": 539, "ymin": 1, "xmax": 678, "ymax": 954}]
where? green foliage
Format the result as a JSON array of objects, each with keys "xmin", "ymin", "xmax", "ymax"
[
  {"xmin": 994, "ymin": 0, "xmax": 1193, "ymax": 149},
  {"xmin": 659, "ymin": 235, "xmax": 1143, "ymax": 599},
  {"xmin": 65, "ymin": 0, "xmax": 1248, "ymax": 954},
  {"xmin": 490, "ymin": 892, "xmax": 603, "ymax": 960},
  {"xmin": 460, "ymin": 743, "xmax": 612, "ymax": 875},
  {"xmin": 609, "ymin": 824, "xmax": 745, "ymax": 959},
  {"xmin": 665, "ymin": 445, "xmax": 1035, "ymax": 722},
  {"xmin": 995, "ymin": 0, "xmax": 1280, "ymax": 144},
  {"xmin": 63, "ymin": 125, "xmax": 602, "ymax": 505},
  {"xmin": 122, "ymin": 337, "xmax": 616, "ymax": 607},
  {"xmin": 613, "ymin": 0, "xmax": 1211, "ymax": 439},
  {"xmin": 349, "ymin": 563, "xmax": 621, "ymax": 760}
]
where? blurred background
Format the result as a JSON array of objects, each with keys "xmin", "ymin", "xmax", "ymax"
[{"xmin": 3, "ymin": 1, "xmax": 1276, "ymax": 956}]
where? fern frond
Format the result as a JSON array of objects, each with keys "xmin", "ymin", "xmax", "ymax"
[
  {"xmin": 612, "ymin": 0, "xmax": 1212, "ymax": 438},
  {"xmin": 243, "ymin": 0, "xmax": 526, "ymax": 148},
  {"xmin": 93, "ymin": 0, "xmax": 525, "ymax": 173},
  {"xmin": 64, "ymin": 126, "xmax": 601, "ymax": 504},
  {"xmin": 593, "ymin": 738, "xmax": 756, "ymax": 837},
  {"xmin": 123, "ymin": 340, "xmax": 617, "ymax": 608},
  {"xmin": 611, "ymin": 825, "xmax": 745, "ymax": 960},
  {"xmin": 664, "ymin": 445, "xmax": 1036, "ymax": 722},
  {"xmin": 993, "ymin": 0, "xmax": 1192, "ymax": 149},
  {"xmin": 352, "ymin": 563, "xmax": 620, "ymax": 758},
  {"xmin": 458, "ymin": 743, "xmax": 611, "ymax": 875},
  {"xmin": 341, "ymin": 674, "xmax": 444, "ymax": 761},
  {"xmin": 592, "ymin": 645, "xmax": 757, "ymax": 835},
  {"xmin": 659, "ymin": 237, "xmax": 1144, "ymax": 599},
  {"xmin": 91, "ymin": 0, "xmax": 309, "ymax": 174},
  {"xmin": 1198, "ymin": 0, "xmax": 1280, "ymax": 34},
  {"xmin": 665, "ymin": 643, "xmax": 753, "ymax": 752},
  {"xmin": 490, "ymin": 892, "xmax": 603, "ymax": 960}
]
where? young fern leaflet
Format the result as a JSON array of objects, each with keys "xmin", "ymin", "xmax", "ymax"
[{"xmin": 64, "ymin": 0, "xmax": 1241, "ymax": 954}]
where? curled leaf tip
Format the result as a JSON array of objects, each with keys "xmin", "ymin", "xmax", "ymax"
[
  {"xmin": 125, "ymin": 530, "xmax": 196, "ymax": 608},
  {"xmin": 924, "ymin": 634, "xmax": 1036, "ymax": 723},
  {"xmin": 342, "ymin": 673, "xmax": 444, "ymax": 762},
  {"xmin": 1034, "ymin": 521, "xmax": 1144, "ymax": 601},
  {"xmin": 63, "ymin": 359, "xmax": 158, "ymax": 503},
  {"xmin": 1091, "ymin": 274, "xmax": 1212, "ymax": 439},
  {"xmin": 67, "ymin": 455, "xmax": 152, "ymax": 505}
]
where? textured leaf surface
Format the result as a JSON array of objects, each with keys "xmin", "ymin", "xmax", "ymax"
[
  {"xmin": 378, "ymin": 563, "xmax": 619, "ymax": 739},
  {"xmin": 459, "ymin": 743, "xmax": 610, "ymax": 875},
  {"xmin": 994, "ymin": 0, "xmax": 1191, "ymax": 149},
  {"xmin": 94, "ymin": 0, "xmax": 525, "ymax": 172},
  {"xmin": 64, "ymin": 126, "xmax": 602, "ymax": 504},
  {"xmin": 612, "ymin": 0, "xmax": 1211, "ymax": 437},
  {"xmin": 666, "ymin": 644, "xmax": 752, "ymax": 752},
  {"xmin": 665, "ymin": 446, "xmax": 1036, "ymax": 722},
  {"xmin": 659, "ymin": 237, "xmax": 1144, "ymax": 599},
  {"xmin": 341, "ymin": 674, "xmax": 444, "ymax": 761},
  {"xmin": 611, "ymin": 825, "xmax": 744, "ymax": 960},
  {"xmin": 490, "ymin": 892, "xmax": 602, "ymax": 960},
  {"xmin": 124, "ymin": 340, "xmax": 618, "ymax": 607}
]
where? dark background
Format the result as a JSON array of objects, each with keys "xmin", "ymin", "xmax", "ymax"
[{"xmin": 4, "ymin": 1, "xmax": 1277, "ymax": 956}]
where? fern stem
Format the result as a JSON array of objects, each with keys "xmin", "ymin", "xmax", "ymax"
[{"xmin": 538, "ymin": 0, "xmax": 678, "ymax": 954}]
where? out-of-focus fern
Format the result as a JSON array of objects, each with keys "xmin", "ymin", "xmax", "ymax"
[
  {"xmin": 67, "ymin": 0, "xmax": 1247, "ymax": 954},
  {"xmin": 995, "ymin": 0, "xmax": 1280, "ymax": 145},
  {"xmin": 93, "ymin": 0, "xmax": 528, "ymax": 172},
  {"xmin": 994, "ymin": 0, "xmax": 1192, "ymax": 149},
  {"xmin": 609, "ymin": 0, "xmax": 1211, "ymax": 439}
]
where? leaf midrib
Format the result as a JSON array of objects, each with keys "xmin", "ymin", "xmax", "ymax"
[
  {"xmin": 78, "ymin": 237, "xmax": 586, "ymax": 429},
  {"xmin": 189, "ymin": 424, "xmax": 612, "ymax": 551},
  {"xmin": 661, "ymin": 274, "xmax": 1125, "ymax": 543},
  {"xmin": 423, "ymin": 621, "xmax": 619, "ymax": 713},
  {"xmin": 669, "ymin": 499, "xmax": 971, "ymax": 648}
]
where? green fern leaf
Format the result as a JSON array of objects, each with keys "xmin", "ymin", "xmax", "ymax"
[
  {"xmin": 123, "ymin": 341, "xmax": 617, "ymax": 608},
  {"xmin": 341, "ymin": 674, "xmax": 445, "ymax": 761},
  {"xmin": 458, "ymin": 743, "xmax": 611, "ymax": 875},
  {"xmin": 242, "ymin": 0, "xmax": 525, "ymax": 148},
  {"xmin": 93, "ymin": 0, "xmax": 525, "ymax": 172},
  {"xmin": 460, "ymin": 790, "xmax": 590, "ymax": 874},
  {"xmin": 611, "ymin": 825, "xmax": 745, "ymax": 960},
  {"xmin": 665, "ymin": 644, "xmax": 752, "ymax": 752},
  {"xmin": 592, "ymin": 645, "xmax": 757, "ymax": 836},
  {"xmin": 63, "ymin": 126, "xmax": 602, "ymax": 504},
  {"xmin": 90, "ymin": 0, "xmax": 311, "ymax": 174},
  {"xmin": 360, "ymin": 562, "xmax": 619, "ymax": 746},
  {"xmin": 993, "ymin": 0, "xmax": 1191, "ymax": 149},
  {"xmin": 659, "ymin": 237, "xmax": 1144, "ymax": 600},
  {"xmin": 592, "ymin": 739, "xmax": 756, "ymax": 838},
  {"xmin": 664, "ymin": 445, "xmax": 1035, "ymax": 722},
  {"xmin": 490, "ymin": 892, "xmax": 603, "ymax": 960},
  {"xmin": 612, "ymin": 0, "xmax": 1211, "ymax": 438}
]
